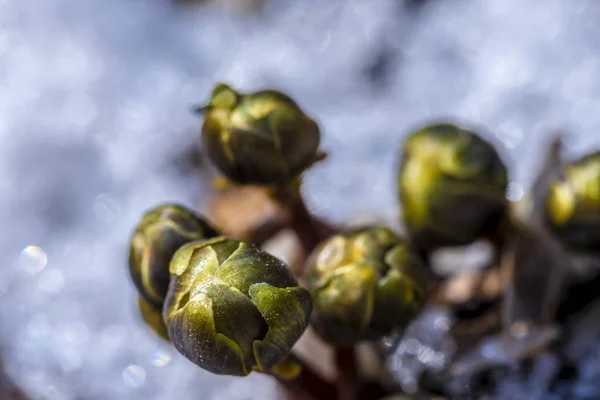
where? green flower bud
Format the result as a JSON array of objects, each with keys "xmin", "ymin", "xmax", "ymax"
[
  {"xmin": 198, "ymin": 83, "xmax": 321, "ymax": 186},
  {"xmin": 129, "ymin": 204, "xmax": 219, "ymax": 310},
  {"xmin": 138, "ymin": 296, "xmax": 170, "ymax": 341},
  {"xmin": 305, "ymin": 226, "xmax": 427, "ymax": 346},
  {"xmin": 545, "ymin": 150, "xmax": 600, "ymax": 253},
  {"xmin": 163, "ymin": 237, "xmax": 312, "ymax": 376},
  {"xmin": 398, "ymin": 123, "xmax": 508, "ymax": 251}
]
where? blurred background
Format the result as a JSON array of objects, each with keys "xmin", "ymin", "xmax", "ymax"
[{"xmin": 2, "ymin": 0, "xmax": 600, "ymax": 399}]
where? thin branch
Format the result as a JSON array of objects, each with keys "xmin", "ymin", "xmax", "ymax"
[
  {"xmin": 276, "ymin": 354, "xmax": 337, "ymax": 400},
  {"xmin": 288, "ymin": 194, "xmax": 327, "ymax": 256},
  {"xmin": 247, "ymin": 218, "xmax": 287, "ymax": 247},
  {"xmin": 334, "ymin": 347, "xmax": 359, "ymax": 400},
  {"xmin": 271, "ymin": 183, "xmax": 339, "ymax": 260}
]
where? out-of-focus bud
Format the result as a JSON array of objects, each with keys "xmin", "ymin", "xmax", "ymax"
[
  {"xmin": 304, "ymin": 226, "xmax": 427, "ymax": 346},
  {"xmin": 129, "ymin": 204, "xmax": 219, "ymax": 310},
  {"xmin": 163, "ymin": 237, "xmax": 312, "ymax": 376},
  {"xmin": 138, "ymin": 296, "xmax": 170, "ymax": 341},
  {"xmin": 398, "ymin": 123, "xmax": 508, "ymax": 253},
  {"xmin": 545, "ymin": 150, "xmax": 600, "ymax": 253},
  {"xmin": 198, "ymin": 83, "xmax": 321, "ymax": 186}
]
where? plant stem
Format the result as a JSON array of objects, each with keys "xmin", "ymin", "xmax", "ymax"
[
  {"xmin": 247, "ymin": 218, "xmax": 287, "ymax": 247},
  {"xmin": 276, "ymin": 354, "xmax": 337, "ymax": 400},
  {"xmin": 334, "ymin": 347, "xmax": 359, "ymax": 400},
  {"xmin": 272, "ymin": 182, "xmax": 338, "ymax": 259},
  {"xmin": 288, "ymin": 192, "xmax": 326, "ymax": 255}
]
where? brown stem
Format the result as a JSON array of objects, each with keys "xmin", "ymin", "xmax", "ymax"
[
  {"xmin": 276, "ymin": 354, "xmax": 337, "ymax": 400},
  {"xmin": 272, "ymin": 183, "xmax": 339, "ymax": 258},
  {"xmin": 356, "ymin": 382, "xmax": 391, "ymax": 400},
  {"xmin": 334, "ymin": 347, "xmax": 359, "ymax": 400},
  {"xmin": 288, "ymin": 194, "xmax": 327, "ymax": 255},
  {"xmin": 247, "ymin": 218, "xmax": 287, "ymax": 247}
]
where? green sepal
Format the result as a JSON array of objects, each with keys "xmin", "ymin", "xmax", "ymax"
[
  {"xmin": 167, "ymin": 291, "xmax": 249, "ymax": 376},
  {"xmin": 249, "ymin": 283, "xmax": 312, "ymax": 373}
]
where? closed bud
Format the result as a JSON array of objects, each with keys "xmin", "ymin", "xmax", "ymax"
[
  {"xmin": 305, "ymin": 226, "xmax": 427, "ymax": 346},
  {"xmin": 545, "ymin": 150, "xmax": 600, "ymax": 253},
  {"xmin": 163, "ymin": 237, "xmax": 312, "ymax": 376},
  {"xmin": 398, "ymin": 123, "xmax": 508, "ymax": 252},
  {"xmin": 129, "ymin": 204, "xmax": 219, "ymax": 310},
  {"xmin": 198, "ymin": 83, "xmax": 321, "ymax": 186}
]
